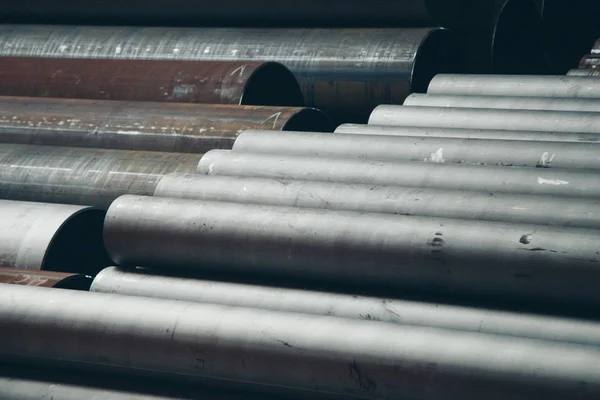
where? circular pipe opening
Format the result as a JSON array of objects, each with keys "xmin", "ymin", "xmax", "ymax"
[
  {"xmin": 53, "ymin": 274, "xmax": 93, "ymax": 290},
  {"xmin": 492, "ymin": 0, "xmax": 547, "ymax": 74},
  {"xmin": 241, "ymin": 62, "xmax": 305, "ymax": 107},
  {"xmin": 411, "ymin": 28, "xmax": 466, "ymax": 94},
  {"xmin": 43, "ymin": 209, "xmax": 112, "ymax": 276},
  {"xmin": 282, "ymin": 108, "xmax": 335, "ymax": 132}
]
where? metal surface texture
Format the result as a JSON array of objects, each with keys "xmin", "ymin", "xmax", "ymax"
[
  {"xmin": 428, "ymin": 74, "xmax": 600, "ymax": 97},
  {"xmin": 105, "ymin": 195, "xmax": 600, "ymax": 306},
  {"xmin": 0, "ymin": 144, "xmax": 201, "ymax": 209},
  {"xmin": 404, "ymin": 93, "xmax": 600, "ymax": 112},
  {"xmin": 0, "ymin": 200, "xmax": 109, "ymax": 275},
  {"xmin": 568, "ymin": 68, "xmax": 600, "ymax": 76},
  {"xmin": 199, "ymin": 150, "xmax": 600, "ymax": 198},
  {"xmin": 0, "ymin": 59, "xmax": 304, "ymax": 106},
  {"xmin": 0, "ymin": 97, "xmax": 333, "ymax": 153},
  {"xmin": 232, "ymin": 130, "xmax": 600, "ymax": 170},
  {"xmin": 154, "ymin": 174, "xmax": 600, "ymax": 229},
  {"xmin": 0, "ymin": 267, "xmax": 92, "ymax": 290},
  {"xmin": 0, "ymin": 1, "xmax": 493, "ymax": 28},
  {"xmin": 3, "ymin": 285, "xmax": 600, "ymax": 400},
  {"xmin": 93, "ymin": 267, "xmax": 600, "ymax": 347},
  {"xmin": 368, "ymin": 106, "xmax": 600, "ymax": 134},
  {"xmin": 335, "ymin": 123, "xmax": 600, "ymax": 142},
  {"xmin": 334, "ymin": 123, "xmax": 600, "ymax": 142},
  {"xmin": 579, "ymin": 54, "xmax": 600, "ymax": 69},
  {"xmin": 0, "ymin": 25, "xmax": 466, "ymax": 123}
]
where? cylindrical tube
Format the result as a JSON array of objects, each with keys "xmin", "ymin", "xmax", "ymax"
[
  {"xmin": 568, "ymin": 68, "xmax": 600, "ymax": 77},
  {"xmin": 198, "ymin": 150, "xmax": 600, "ymax": 198},
  {"xmin": 4, "ymin": 285, "xmax": 600, "ymax": 399},
  {"xmin": 92, "ymin": 266, "xmax": 600, "ymax": 347},
  {"xmin": 404, "ymin": 93, "xmax": 600, "ymax": 112},
  {"xmin": 0, "ymin": 25, "xmax": 466, "ymax": 123},
  {"xmin": 105, "ymin": 195, "xmax": 600, "ymax": 306},
  {"xmin": 0, "ymin": 200, "xmax": 109, "ymax": 275},
  {"xmin": 428, "ymin": 74, "xmax": 600, "ymax": 97},
  {"xmin": 0, "ymin": 97, "xmax": 333, "ymax": 153},
  {"xmin": 232, "ymin": 130, "xmax": 600, "ymax": 170},
  {"xmin": 0, "ymin": 59, "xmax": 304, "ymax": 106},
  {"xmin": 154, "ymin": 174, "xmax": 600, "ymax": 229},
  {"xmin": 0, "ymin": 267, "xmax": 92, "ymax": 290},
  {"xmin": 335, "ymin": 123, "xmax": 600, "ymax": 142},
  {"xmin": 368, "ymin": 106, "xmax": 600, "ymax": 134},
  {"xmin": 579, "ymin": 54, "xmax": 600, "ymax": 69},
  {"xmin": 0, "ymin": 144, "xmax": 201, "ymax": 209}
]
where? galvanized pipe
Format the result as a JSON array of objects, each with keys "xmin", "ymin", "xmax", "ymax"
[
  {"xmin": 335, "ymin": 123, "xmax": 600, "ymax": 142},
  {"xmin": 0, "ymin": 267, "xmax": 92, "ymax": 290},
  {"xmin": 568, "ymin": 68, "xmax": 600, "ymax": 77},
  {"xmin": 404, "ymin": 93, "xmax": 600, "ymax": 112},
  {"xmin": 579, "ymin": 54, "xmax": 600, "ymax": 69},
  {"xmin": 0, "ymin": 25, "xmax": 465, "ymax": 123},
  {"xmin": 105, "ymin": 195, "xmax": 600, "ymax": 306},
  {"xmin": 154, "ymin": 174, "xmax": 600, "ymax": 229},
  {"xmin": 92, "ymin": 267, "xmax": 600, "ymax": 347},
  {"xmin": 368, "ymin": 106, "xmax": 600, "ymax": 134},
  {"xmin": 0, "ymin": 59, "xmax": 304, "ymax": 106},
  {"xmin": 232, "ymin": 130, "xmax": 600, "ymax": 170},
  {"xmin": 427, "ymin": 74, "xmax": 600, "ymax": 98},
  {"xmin": 4, "ymin": 284, "xmax": 600, "ymax": 399},
  {"xmin": 198, "ymin": 150, "xmax": 600, "ymax": 198},
  {"xmin": 0, "ymin": 97, "xmax": 333, "ymax": 153},
  {"xmin": 0, "ymin": 200, "xmax": 109, "ymax": 275},
  {"xmin": 0, "ymin": 144, "xmax": 201, "ymax": 209}
]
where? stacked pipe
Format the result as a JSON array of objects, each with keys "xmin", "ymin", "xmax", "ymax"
[{"xmin": 568, "ymin": 38, "xmax": 600, "ymax": 76}]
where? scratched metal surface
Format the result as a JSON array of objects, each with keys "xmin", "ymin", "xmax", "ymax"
[
  {"xmin": 0, "ymin": 58, "xmax": 304, "ymax": 106},
  {"xmin": 0, "ymin": 25, "xmax": 465, "ymax": 123},
  {"xmin": 0, "ymin": 199, "xmax": 108, "ymax": 274},
  {"xmin": 0, "ymin": 97, "xmax": 333, "ymax": 153},
  {"xmin": 0, "ymin": 267, "xmax": 92, "ymax": 290},
  {"xmin": 0, "ymin": 144, "xmax": 201, "ymax": 209}
]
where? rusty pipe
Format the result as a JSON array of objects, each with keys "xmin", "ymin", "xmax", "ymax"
[{"xmin": 0, "ymin": 267, "xmax": 92, "ymax": 290}]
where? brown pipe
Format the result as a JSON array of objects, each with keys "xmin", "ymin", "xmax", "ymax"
[
  {"xmin": 0, "ymin": 96, "xmax": 333, "ymax": 153},
  {"xmin": 0, "ymin": 268, "xmax": 92, "ymax": 290},
  {"xmin": 0, "ymin": 58, "xmax": 305, "ymax": 107}
]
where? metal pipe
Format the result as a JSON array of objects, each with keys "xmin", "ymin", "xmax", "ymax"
[
  {"xmin": 92, "ymin": 266, "xmax": 600, "ymax": 347},
  {"xmin": 232, "ymin": 130, "xmax": 600, "ymax": 170},
  {"xmin": 579, "ymin": 54, "xmax": 600, "ymax": 69},
  {"xmin": 568, "ymin": 68, "xmax": 600, "ymax": 77},
  {"xmin": 0, "ymin": 200, "xmax": 109, "ymax": 275},
  {"xmin": 404, "ymin": 93, "xmax": 600, "ymax": 112},
  {"xmin": 368, "ymin": 106, "xmax": 600, "ymax": 134},
  {"xmin": 105, "ymin": 195, "xmax": 600, "ymax": 306},
  {"xmin": 154, "ymin": 174, "xmax": 600, "ymax": 229},
  {"xmin": 0, "ymin": 59, "xmax": 304, "ymax": 107},
  {"xmin": 0, "ymin": 144, "xmax": 201, "ymax": 209},
  {"xmin": 0, "ymin": 97, "xmax": 333, "ymax": 153},
  {"xmin": 0, "ymin": 267, "xmax": 92, "ymax": 290},
  {"xmin": 0, "ymin": 25, "xmax": 465, "ymax": 123},
  {"xmin": 427, "ymin": 74, "xmax": 600, "ymax": 97},
  {"xmin": 4, "ymin": 284, "xmax": 600, "ymax": 399},
  {"xmin": 335, "ymin": 123, "xmax": 600, "ymax": 142},
  {"xmin": 198, "ymin": 150, "xmax": 600, "ymax": 198}
]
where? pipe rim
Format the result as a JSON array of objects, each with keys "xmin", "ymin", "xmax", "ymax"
[{"xmin": 240, "ymin": 62, "xmax": 305, "ymax": 107}]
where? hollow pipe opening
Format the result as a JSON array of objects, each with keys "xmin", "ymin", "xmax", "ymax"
[
  {"xmin": 282, "ymin": 108, "xmax": 335, "ymax": 132},
  {"xmin": 240, "ymin": 62, "xmax": 305, "ymax": 107}
]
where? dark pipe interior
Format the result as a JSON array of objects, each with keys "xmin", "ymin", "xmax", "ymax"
[
  {"xmin": 283, "ymin": 108, "xmax": 335, "ymax": 132},
  {"xmin": 241, "ymin": 62, "xmax": 305, "ymax": 107}
]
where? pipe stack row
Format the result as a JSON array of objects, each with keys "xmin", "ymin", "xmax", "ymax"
[{"xmin": 569, "ymin": 38, "xmax": 600, "ymax": 76}]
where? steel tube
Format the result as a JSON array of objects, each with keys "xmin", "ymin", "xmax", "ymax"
[
  {"xmin": 198, "ymin": 150, "xmax": 600, "ymax": 198},
  {"xmin": 105, "ymin": 195, "xmax": 600, "ymax": 306},
  {"xmin": 0, "ymin": 59, "xmax": 304, "ymax": 107},
  {"xmin": 154, "ymin": 174, "xmax": 600, "ymax": 229},
  {"xmin": 0, "ymin": 97, "xmax": 333, "ymax": 153},
  {"xmin": 568, "ymin": 68, "xmax": 600, "ymax": 77},
  {"xmin": 232, "ymin": 130, "xmax": 600, "ymax": 170},
  {"xmin": 427, "ymin": 74, "xmax": 600, "ymax": 97},
  {"xmin": 335, "ymin": 123, "xmax": 600, "ymax": 142},
  {"xmin": 404, "ymin": 93, "xmax": 600, "ymax": 112},
  {"xmin": 93, "ymin": 267, "xmax": 600, "ymax": 347},
  {"xmin": 0, "ymin": 267, "xmax": 92, "ymax": 290},
  {"xmin": 4, "ymin": 285, "xmax": 600, "ymax": 399},
  {"xmin": 579, "ymin": 54, "xmax": 600, "ymax": 69},
  {"xmin": 369, "ymin": 106, "xmax": 600, "ymax": 134},
  {"xmin": 0, "ymin": 200, "xmax": 109, "ymax": 275},
  {"xmin": 0, "ymin": 144, "xmax": 201, "ymax": 209},
  {"xmin": 0, "ymin": 25, "xmax": 465, "ymax": 123}
]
